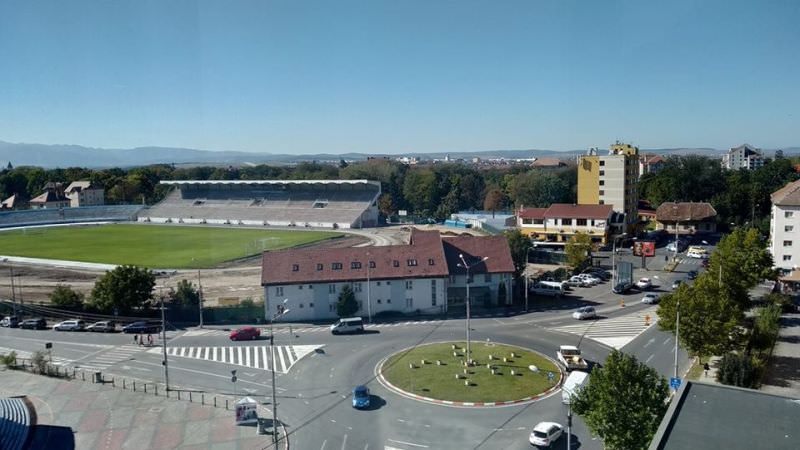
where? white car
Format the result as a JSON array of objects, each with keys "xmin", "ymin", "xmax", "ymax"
[
  {"xmin": 687, "ymin": 250, "xmax": 708, "ymax": 259},
  {"xmin": 572, "ymin": 306, "xmax": 597, "ymax": 320},
  {"xmin": 529, "ymin": 421, "xmax": 564, "ymax": 447},
  {"xmin": 566, "ymin": 276, "xmax": 591, "ymax": 287},
  {"xmin": 576, "ymin": 274, "xmax": 600, "ymax": 285},
  {"xmin": 53, "ymin": 320, "xmax": 86, "ymax": 331},
  {"xmin": 636, "ymin": 277, "xmax": 652, "ymax": 290},
  {"xmin": 641, "ymin": 293, "xmax": 660, "ymax": 304}
]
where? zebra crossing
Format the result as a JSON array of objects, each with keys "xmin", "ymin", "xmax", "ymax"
[
  {"xmin": 180, "ymin": 320, "xmax": 447, "ymax": 338},
  {"xmin": 75, "ymin": 344, "xmax": 144, "ymax": 370},
  {"xmin": 547, "ymin": 307, "xmax": 658, "ymax": 349},
  {"xmin": 149, "ymin": 344, "xmax": 322, "ymax": 373}
]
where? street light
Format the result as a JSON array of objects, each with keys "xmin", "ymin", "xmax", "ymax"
[
  {"xmin": 269, "ymin": 299, "xmax": 290, "ymax": 445},
  {"xmin": 524, "ymin": 244, "xmax": 537, "ymax": 313},
  {"xmin": 366, "ymin": 252, "xmax": 372, "ymax": 324},
  {"xmin": 457, "ymin": 254, "xmax": 489, "ymax": 365},
  {"xmin": 156, "ymin": 285, "xmax": 170, "ymax": 391},
  {"xmin": 674, "ymin": 300, "xmax": 680, "ymax": 382}
]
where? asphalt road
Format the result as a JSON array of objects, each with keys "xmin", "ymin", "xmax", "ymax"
[{"xmin": 0, "ymin": 248, "xmax": 706, "ymax": 449}]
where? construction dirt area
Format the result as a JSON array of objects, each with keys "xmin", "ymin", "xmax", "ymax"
[{"xmin": 0, "ymin": 225, "xmax": 484, "ymax": 307}]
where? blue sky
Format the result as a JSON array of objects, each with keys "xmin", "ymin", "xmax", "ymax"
[{"xmin": 0, "ymin": 0, "xmax": 798, "ymax": 154}]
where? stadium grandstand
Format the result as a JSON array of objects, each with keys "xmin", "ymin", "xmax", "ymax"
[
  {"xmin": 0, "ymin": 205, "xmax": 143, "ymax": 229},
  {"xmin": 139, "ymin": 179, "xmax": 381, "ymax": 229}
]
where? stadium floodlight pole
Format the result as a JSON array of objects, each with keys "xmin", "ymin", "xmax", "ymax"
[
  {"xmin": 270, "ymin": 299, "xmax": 289, "ymax": 445},
  {"xmin": 197, "ymin": 269, "xmax": 204, "ymax": 329},
  {"xmin": 457, "ymin": 254, "xmax": 489, "ymax": 365}
]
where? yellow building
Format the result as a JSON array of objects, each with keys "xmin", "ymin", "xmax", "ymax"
[{"xmin": 577, "ymin": 142, "xmax": 639, "ymax": 232}]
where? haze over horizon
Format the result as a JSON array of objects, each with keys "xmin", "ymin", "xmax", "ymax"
[{"xmin": 1, "ymin": 0, "xmax": 798, "ymax": 155}]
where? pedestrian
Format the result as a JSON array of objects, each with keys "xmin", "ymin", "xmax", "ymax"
[
  {"xmin": 147, "ymin": 334, "xmax": 153, "ymax": 346},
  {"xmin": 703, "ymin": 362, "xmax": 710, "ymax": 377},
  {"xmin": 133, "ymin": 334, "xmax": 138, "ymax": 345},
  {"xmin": 138, "ymin": 334, "xmax": 144, "ymax": 346}
]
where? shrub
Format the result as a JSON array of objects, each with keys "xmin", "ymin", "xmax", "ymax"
[
  {"xmin": 717, "ymin": 352, "xmax": 757, "ymax": 388},
  {"xmin": 1, "ymin": 351, "xmax": 17, "ymax": 369},
  {"xmin": 31, "ymin": 351, "xmax": 49, "ymax": 375}
]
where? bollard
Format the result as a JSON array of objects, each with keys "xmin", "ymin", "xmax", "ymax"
[
  {"xmin": 178, "ymin": 391, "xmax": 181, "ymax": 401},
  {"xmin": 226, "ymin": 399, "xmax": 229, "ymax": 410},
  {"xmin": 123, "ymin": 379, "xmax": 126, "ymax": 390},
  {"xmin": 487, "ymin": 364, "xmax": 491, "ymax": 369},
  {"xmin": 189, "ymin": 392, "xmax": 192, "ymax": 403},
  {"xmin": 144, "ymin": 384, "xmax": 147, "ymax": 394},
  {"xmin": 503, "ymin": 357, "xmax": 508, "ymax": 362},
  {"xmin": 409, "ymin": 363, "xmax": 415, "ymax": 369},
  {"xmin": 214, "ymin": 396, "xmax": 217, "ymax": 407},
  {"xmin": 112, "ymin": 377, "xmax": 115, "ymax": 387},
  {"xmin": 511, "ymin": 370, "xmax": 516, "ymax": 376},
  {"xmin": 451, "ymin": 344, "xmax": 456, "ymax": 350},
  {"xmin": 464, "ymin": 380, "xmax": 469, "ymax": 386},
  {"xmin": 491, "ymin": 369, "xmax": 496, "ymax": 375},
  {"xmin": 488, "ymin": 354, "xmax": 493, "ymax": 360},
  {"xmin": 455, "ymin": 374, "xmax": 460, "ymax": 379},
  {"xmin": 421, "ymin": 359, "xmax": 426, "ymax": 365},
  {"xmin": 133, "ymin": 381, "xmax": 136, "ymax": 392},
  {"xmin": 436, "ymin": 360, "xmax": 442, "ymax": 365},
  {"xmin": 81, "ymin": 372, "xmax": 85, "ymax": 381},
  {"xmin": 155, "ymin": 385, "xmax": 158, "ymax": 396},
  {"xmin": 511, "ymin": 352, "xmax": 517, "ymax": 358}
]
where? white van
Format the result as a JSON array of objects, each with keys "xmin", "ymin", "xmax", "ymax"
[
  {"xmin": 562, "ymin": 370, "xmax": 590, "ymax": 404},
  {"xmin": 531, "ymin": 281, "xmax": 565, "ymax": 297},
  {"xmin": 330, "ymin": 317, "xmax": 364, "ymax": 335}
]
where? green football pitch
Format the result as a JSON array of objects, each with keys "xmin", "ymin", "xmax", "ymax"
[{"xmin": 0, "ymin": 224, "xmax": 341, "ymax": 269}]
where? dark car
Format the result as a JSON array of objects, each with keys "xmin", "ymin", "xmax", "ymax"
[
  {"xmin": 352, "ymin": 385, "xmax": 370, "ymax": 409},
  {"xmin": 87, "ymin": 321, "xmax": 117, "ymax": 333},
  {"xmin": 122, "ymin": 321, "xmax": 161, "ymax": 334},
  {"xmin": 19, "ymin": 318, "xmax": 47, "ymax": 330},
  {"xmin": 687, "ymin": 270, "xmax": 698, "ymax": 280},
  {"xmin": 230, "ymin": 326, "xmax": 261, "ymax": 341},
  {"xmin": 612, "ymin": 282, "xmax": 633, "ymax": 294}
]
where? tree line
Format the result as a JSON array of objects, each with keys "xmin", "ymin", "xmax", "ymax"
[
  {"xmin": 3, "ymin": 153, "xmax": 798, "ymax": 227},
  {"xmin": 0, "ymin": 160, "xmax": 578, "ymax": 221}
]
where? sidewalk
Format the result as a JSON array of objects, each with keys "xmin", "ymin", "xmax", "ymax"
[
  {"xmin": 761, "ymin": 312, "xmax": 800, "ymax": 397},
  {"xmin": 0, "ymin": 369, "xmax": 284, "ymax": 450}
]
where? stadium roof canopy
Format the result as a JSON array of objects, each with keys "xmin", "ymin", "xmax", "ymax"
[{"xmin": 160, "ymin": 179, "xmax": 379, "ymax": 187}]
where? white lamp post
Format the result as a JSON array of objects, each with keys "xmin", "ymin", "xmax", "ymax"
[{"xmin": 457, "ymin": 254, "xmax": 488, "ymax": 365}]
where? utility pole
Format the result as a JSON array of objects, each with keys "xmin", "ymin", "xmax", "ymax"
[
  {"xmin": 9, "ymin": 264, "xmax": 17, "ymax": 316},
  {"xmin": 566, "ymin": 402, "xmax": 572, "ymax": 450},
  {"xmin": 270, "ymin": 299, "xmax": 289, "ymax": 446},
  {"xmin": 160, "ymin": 289, "xmax": 170, "ymax": 391},
  {"xmin": 197, "ymin": 270, "xmax": 204, "ymax": 329},
  {"xmin": 366, "ymin": 253, "xmax": 372, "ymax": 324}
]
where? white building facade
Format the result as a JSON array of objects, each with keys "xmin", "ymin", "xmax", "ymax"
[
  {"xmin": 770, "ymin": 180, "xmax": 800, "ymax": 271},
  {"xmin": 723, "ymin": 144, "xmax": 764, "ymax": 171}
]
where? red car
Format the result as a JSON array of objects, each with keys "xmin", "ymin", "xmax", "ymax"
[{"xmin": 230, "ymin": 326, "xmax": 261, "ymax": 341}]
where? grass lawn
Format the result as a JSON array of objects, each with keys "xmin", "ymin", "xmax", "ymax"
[
  {"xmin": 0, "ymin": 224, "xmax": 341, "ymax": 269},
  {"xmin": 381, "ymin": 342, "xmax": 562, "ymax": 403}
]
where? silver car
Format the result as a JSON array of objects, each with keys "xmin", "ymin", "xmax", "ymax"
[{"xmin": 53, "ymin": 319, "xmax": 86, "ymax": 331}]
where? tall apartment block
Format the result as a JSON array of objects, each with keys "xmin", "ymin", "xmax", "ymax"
[{"xmin": 577, "ymin": 142, "xmax": 639, "ymax": 232}]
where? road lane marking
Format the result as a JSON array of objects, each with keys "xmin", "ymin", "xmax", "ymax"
[
  {"xmin": 320, "ymin": 440, "xmax": 327, "ymax": 450},
  {"xmin": 131, "ymin": 359, "xmax": 285, "ymax": 391},
  {"xmin": 341, "ymin": 434, "xmax": 348, "ymax": 450},
  {"xmin": 646, "ymin": 354, "xmax": 655, "ymax": 363},
  {"xmin": 387, "ymin": 439, "xmax": 428, "ymax": 448},
  {"xmin": 643, "ymin": 337, "xmax": 656, "ymax": 348}
]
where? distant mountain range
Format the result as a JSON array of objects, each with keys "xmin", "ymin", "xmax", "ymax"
[{"xmin": 1, "ymin": 140, "xmax": 798, "ymax": 169}]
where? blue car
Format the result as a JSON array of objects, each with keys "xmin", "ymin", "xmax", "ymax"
[{"xmin": 352, "ymin": 385, "xmax": 370, "ymax": 409}]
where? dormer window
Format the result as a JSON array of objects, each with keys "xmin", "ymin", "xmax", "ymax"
[
  {"xmin": 393, "ymin": 260, "xmax": 400, "ymax": 267},
  {"xmin": 332, "ymin": 262, "xmax": 342, "ymax": 270},
  {"xmin": 407, "ymin": 259, "xmax": 417, "ymax": 267},
  {"xmin": 428, "ymin": 258, "xmax": 435, "ymax": 266},
  {"xmin": 351, "ymin": 261, "xmax": 362, "ymax": 269},
  {"xmin": 317, "ymin": 263, "xmax": 323, "ymax": 271},
  {"xmin": 292, "ymin": 264, "xmax": 299, "ymax": 272},
  {"xmin": 369, "ymin": 261, "xmax": 376, "ymax": 268}
]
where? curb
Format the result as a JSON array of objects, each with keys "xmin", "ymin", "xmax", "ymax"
[{"xmin": 374, "ymin": 341, "xmax": 564, "ymax": 408}]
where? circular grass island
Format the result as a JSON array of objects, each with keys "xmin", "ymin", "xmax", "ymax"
[{"xmin": 379, "ymin": 342, "xmax": 562, "ymax": 405}]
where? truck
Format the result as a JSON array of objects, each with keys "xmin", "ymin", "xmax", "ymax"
[{"xmin": 556, "ymin": 345, "xmax": 589, "ymax": 371}]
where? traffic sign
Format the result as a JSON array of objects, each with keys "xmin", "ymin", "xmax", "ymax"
[
  {"xmin": 231, "ymin": 376, "xmax": 237, "ymax": 383},
  {"xmin": 670, "ymin": 377, "xmax": 682, "ymax": 389}
]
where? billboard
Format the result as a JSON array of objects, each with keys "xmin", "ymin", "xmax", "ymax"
[{"xmin": 633, "ymin": 241, "xmax": 656, "ymax": 257}]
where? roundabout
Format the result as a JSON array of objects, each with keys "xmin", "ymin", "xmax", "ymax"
[{"xmin": 378, "ymin": 341, "xmax": 563, "ymax": 406}]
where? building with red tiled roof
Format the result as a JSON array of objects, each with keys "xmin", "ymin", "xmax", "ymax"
[
  {"xmin": 654, "ymin": 202, "xmax": 717, "ymax": 235},
  {"xmin": 516, "ymin": 204, "xmax": 616, "ymax": 244},
  {"xmin": 261, "ymin": 229, "xmax": 514, "ymax": 321}
]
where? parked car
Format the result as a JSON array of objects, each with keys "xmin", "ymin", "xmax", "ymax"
[
  {"xmin": 687, "ymin": 250, "xmax": 708, "ymax": 259},
  {"xmin": 687, "ymin": 270, "xmax": 699, "ymax": 280},
  {"xmin": 572, "ymin": 306, "xmax": 597, "ymax": 320},
  {"xmin": 352, "ymin": 385, "xmax": 370, "ymax": 409},
  {"xmin": 576, "ymin": 274, "xmax": 601, "ymax": 285},
  {"xmin": 230, "ymin": 326, "xmax": 261, "ymax": 341},
  {"xmin": 19, "ymin": 318, "xmax": 47, "ymax": 330},
  {"xmin": 86, "ymin": 321, "xmax": 116, "ymax": 333},
  {"xmin": 612, "ymin": 281, "xmax": 633, "ymax": 294},
  {"xmin": 636, "ymin": 277, "xmax": 652, "ymax": 290},
  {"xmin": 122, "ymin": 321, "xmax": 161, "ymax": 334},
  {"xmin": 671, "ymin": 279, "xmax": 684, "ymax": 290},
  {"xmin": 641, "ymin": 293, "xmax": 660, "ymax": 304},
  {"xmin": 53, "ymin": 319, "xmax": 86, "ymax": 331},
  {"xmin": 1, "ymin": 316, "xmax": 20, "ymax": 328},
  {"xmin": 529, "ymin": 422, "xmax": 563, "ymax": 447},
  {"xmin": 582, "ymin": 268, "xmax": 610, "ymax": 280},
  {"xmin": 565, "ymin": 276, "xmax": 591, "ymax": 288},
  {"xmin": 530, "ymin": 282, "xmax": 565, "ymax": 297}
]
